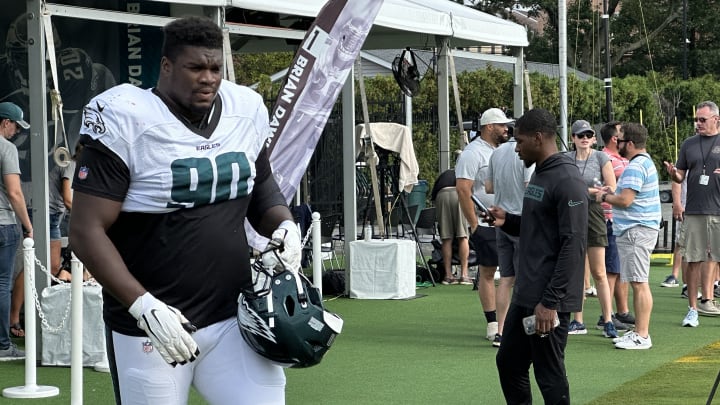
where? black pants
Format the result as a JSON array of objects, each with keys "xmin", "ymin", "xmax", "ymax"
[{"xmin": 496, "ymin": 304, "xmax": 571, "ymax": 405}]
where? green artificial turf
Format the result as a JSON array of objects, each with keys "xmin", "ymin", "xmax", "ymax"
[{"xmin": 2, "ymin": 260, "xmax": 719, "ymax": 404}]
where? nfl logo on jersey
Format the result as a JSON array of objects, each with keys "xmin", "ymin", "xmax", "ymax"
[
  {"xmin": 142, "ymin": 340, "xmax": 153, "ymax": 354},
  {"xmin": 78, "ymin": 166, "xmax": 89, "ymax": 180}
]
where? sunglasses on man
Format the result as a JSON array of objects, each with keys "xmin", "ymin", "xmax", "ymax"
[{"xmin": 694, "ymin": 116, "xmax": 717, "ymax": 123}]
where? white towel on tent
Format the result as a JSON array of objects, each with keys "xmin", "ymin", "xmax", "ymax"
[{"xmin": 355, "ymin": 123, "xmax": 419, "ymax": 193}]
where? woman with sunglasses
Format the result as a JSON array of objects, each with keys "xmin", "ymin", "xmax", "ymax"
[{"xmin": 566, "ymin": 120, "xmax": 620, "ymax": 339}]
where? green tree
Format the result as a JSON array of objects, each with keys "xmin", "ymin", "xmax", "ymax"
[
  {"xmin": 232, "ymin": 52, "xmax": 294, "ymax": 87},
  {"xmin": 453, "ymin": 0, "xmax": 720, "ymax": 78}
]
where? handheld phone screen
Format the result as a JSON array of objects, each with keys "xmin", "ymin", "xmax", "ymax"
[{"xmin": 471, "ymin": 195, "xmax": 496, "ymax": 223}]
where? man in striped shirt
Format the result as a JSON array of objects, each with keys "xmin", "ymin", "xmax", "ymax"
[
  {"xmin": 596, "ymin": 123, "xmax": 661, "ymax": 349},
  {"xmin": 599, "ymin": 122, "xmax": 634, "ymax": 326}
]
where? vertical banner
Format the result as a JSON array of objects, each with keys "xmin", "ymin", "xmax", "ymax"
[
  {"xmin": 265, "ymin": 0, "xmax": 384, "ymax": 203},
  {"xmin": 120, "ymin": 1, "xmax": 167, "ymax": 88}
]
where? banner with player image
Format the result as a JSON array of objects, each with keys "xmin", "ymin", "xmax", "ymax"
[
  {"xmin": 265, "ymin": 0, "xmax": 384, "ymax": 203},
  {"xmin": 0, "ymin": 1, "xmax": 166, "ymax": 183}
]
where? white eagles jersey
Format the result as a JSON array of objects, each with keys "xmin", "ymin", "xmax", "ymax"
[{"xmin": 79, "ymin": 81, "xmax": 269, "ymax": 213}]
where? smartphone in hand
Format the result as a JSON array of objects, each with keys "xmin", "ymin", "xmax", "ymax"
[
  {"xmin": 522, "ymin": 314, "xmax": 560, "ymax": 336},
  {"xmin": 471, "ymin": 195, "xmax": 496, "ymax": 223}
]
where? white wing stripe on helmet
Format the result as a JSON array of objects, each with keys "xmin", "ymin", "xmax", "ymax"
[{"xmin": 238, "ymin": 298, "xmax": 277, "ymax": 344}]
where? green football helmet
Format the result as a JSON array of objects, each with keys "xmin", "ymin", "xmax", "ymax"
[{"xmin": 237, "ymin": 255, "xmax": 343, "ymax": 368}]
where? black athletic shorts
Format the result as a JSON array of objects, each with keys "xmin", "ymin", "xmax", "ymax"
[{"xmin": 470, "ymin": 226, "xmax": 499, "ymax": 267}]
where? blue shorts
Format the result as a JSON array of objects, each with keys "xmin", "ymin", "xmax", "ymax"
[
  {"xmin": 49, "ymin": 212, "xmax": 63, "ymax": 241},
  {"xmin": 604, "ymin": 219, "xmax": 620, "ymax": 274}
]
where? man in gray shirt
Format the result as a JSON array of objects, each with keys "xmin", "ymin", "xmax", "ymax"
[
  {"xmin": 456, "ymin": 107, "xmax": 511, "ymax": 343},
  {"xmin": 485, "ymin": 133, "xmax": 534, "ymax": 347},
  {"xmin": 664, "ymin": 100, "xmax": 720, "ymax": 323},
  {"xmin": 0, "ymin": 102, "xmax": 33, "ymax": 361}
]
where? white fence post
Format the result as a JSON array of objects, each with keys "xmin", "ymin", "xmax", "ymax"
[
  {"xmin": 71, "ymin": 253, "xmax": 83, "ymax": 405},
  {"xmin": 2, "ymin": 238, "xmax": 59, "ymax": 399},
  {"xmin": 312, "ymin": 212, "xmax": 322, "ymax": 295}
]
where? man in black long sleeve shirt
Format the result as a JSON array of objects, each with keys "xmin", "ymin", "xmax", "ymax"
[{"xmin": 488, "ymin": 109, "xmax": 587, "ymax": 405}]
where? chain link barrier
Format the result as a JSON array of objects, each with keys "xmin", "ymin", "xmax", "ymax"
[
  {"xmin": 28, "ymin": 255, "xmax": 73, "ymax": 334},
  {"xmin": 300, "ymin": 221, "xmax": 313, "ymax": 250},
  {"xmin": 28, "ymin": 221, "xmax": 315, "ymax": 334}
]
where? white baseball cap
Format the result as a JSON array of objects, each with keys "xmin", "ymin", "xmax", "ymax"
[{"xmin": 479, "ymin": 108, "xmax": 514, "ymax": 126}]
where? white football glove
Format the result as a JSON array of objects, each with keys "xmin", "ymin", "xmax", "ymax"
[
  {"xmin": 128, "ymin": 292, "xmax": 200, "ymax": 367},
  {"xmin": 262, "ymin": 220, "xmax": 302, "ymax": 273}
]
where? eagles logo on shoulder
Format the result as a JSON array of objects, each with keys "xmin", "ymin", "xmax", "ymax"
[{"xmin": 82, "ymin": 101, "xmax": 106, "ymax": 134}]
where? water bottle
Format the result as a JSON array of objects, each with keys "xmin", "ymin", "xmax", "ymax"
[{"xmin": 364, "ymin": 225, "xmax": 372, "ymax": 241}]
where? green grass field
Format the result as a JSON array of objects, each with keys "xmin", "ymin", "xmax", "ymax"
[{"xmin": 2, "ymin": 260, "xmax": 719, "ymax": 404}]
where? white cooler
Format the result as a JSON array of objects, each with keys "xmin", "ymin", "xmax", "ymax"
[{"xmin": 349, "ymin": 239, "xmax": 416, "ymax": 299}]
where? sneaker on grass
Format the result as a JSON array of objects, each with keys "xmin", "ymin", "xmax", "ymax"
[
  {"xmin": 595, "ymin": 315, "xmax": 630, "ymax": 331},
  {"xmin": 568, "ymin": 320, "xmax": 587, "ymax": 335},
  {"xmin": 614, "ymin": 331, "xmax": 652, "ymax": 350},
  {"xmin": 681, "ymin": 285, "xmax": 702, "ymax": 299},
  {"xmin": 603, "ymin": 321, "xmax": 618, "ymax": 338},
  {"xmin": 682, "ymin": 307, "xmax": 699, "ymax": 327},
  {"xmin": 0, "ymin": 343, "xmax": 25, "ymax": 361},
  {"xmin": 486, "ymin": 321, "xmax": 498, "ymax": 341},
  {"xmin": 584, "ymin": 286, "xmax": 597, "ymax": 297},
  {"xmin": 492, "ymin": 333, "xmax": 501, "ymax": 348},
  {"xmin": 614, "ymin": 312, "xmax": 635, "ymax": 326},
  {"xmin": 661, "ymin": 275, "xmax": 679, "ymax": 287},
  {"xmin": 612, "ymin": 331, "xmax": 633, "ymax": 343},
  {"xmin": 697, "ymin": 300, "xmax": 720, "ymax": 316}
]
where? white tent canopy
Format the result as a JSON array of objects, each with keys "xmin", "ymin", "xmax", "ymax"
[
  {"xmin": 25, "ymin": 0, "xmax": 527, "ymax": 289},
  {"xmin": 229, "ymin": 0, "xmax": 528, "ymax": 49}
]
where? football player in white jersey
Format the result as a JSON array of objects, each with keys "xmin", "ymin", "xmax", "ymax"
[{"xmin": 69, "ymin": 16, "xmax": 300, "ymax": 405}]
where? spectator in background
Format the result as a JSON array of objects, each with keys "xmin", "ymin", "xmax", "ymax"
[
  {"xmin": 567, "ymin": 120, "xmax": 619, "ymax": 338},
  {"xmin": 0, "ymin": 102, "xmax": 33, "ymax": 361},
  {"xmin": 431, "ymin": 169, "xmax": 470, "ymax": 286},
  {"xmin": 599, "ymin": 121, "xmax": 635, "ymax": 327},
  {"xmin": 665, "ymin": 100, "xmax": 720, "ymax": 323},
  {"xmin": 485, "ymin": 126, "xmax": 534, "ymax": 347},
  {"xmin": 662, "ymin": 178, "xmax": 685, "ymax": 290},
  {"xmin": 598, "ymin": 122, "xmax": 661, "ymax": 349},
  {"xmin": 47, "ymin": 145, "xmax": 79, "ymax": 282},
  {"xmin": 456, "ymin": 107, "xmax": 511, "ymax": 343}
]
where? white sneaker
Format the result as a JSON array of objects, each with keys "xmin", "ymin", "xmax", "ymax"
[
  {"xmin": 584, "ymin": 286, "xmax": 597, "ymax": 297},
  {"xmin": 612, "ymin": 331, "xmax": 634, "ymax": 343},
  {"xmin": 486, "ymin": 321, "xmax": 499, "ymax": 341},
  {"xmin": 682, "ymin": 307, "xmax": 699, "ymax": 327},
  {"xmin": 697, "ymin": 300, "xmax": 720, "ymax": 316},
  {"xmin": 614, "ymin": 331, "xmax": 652, "ymax": 350}
]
